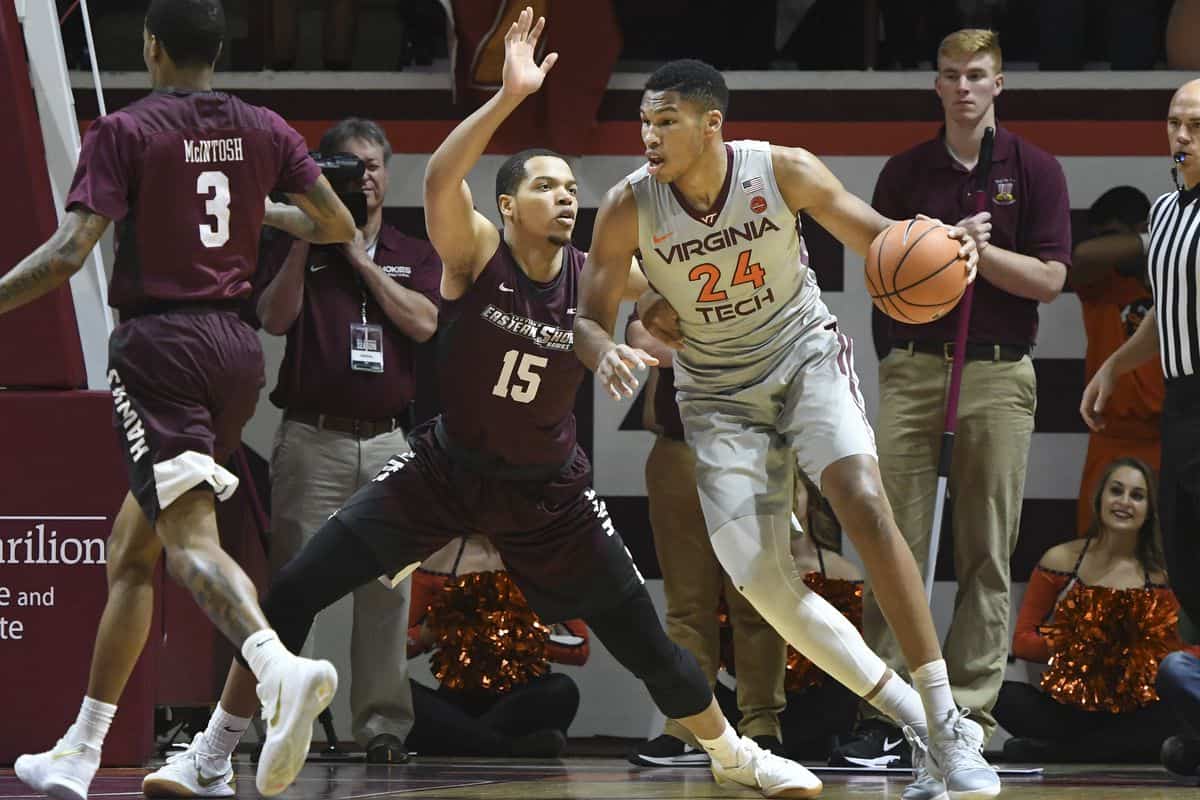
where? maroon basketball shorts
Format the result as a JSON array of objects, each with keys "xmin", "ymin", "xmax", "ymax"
[
  {"xmin": 106, "ymin": 309, "xmax": 264, "ymax": 523},
  {"xmin": 332, "ymin": 419, "xmax": 645, "ymax": 623}
]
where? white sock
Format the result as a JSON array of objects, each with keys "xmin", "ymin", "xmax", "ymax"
[
  {"xmin": 198, "ymin": 704, "xmax": 251, "ymax": 762},
  {"xmin": 868, "ymin": 670, "xmax": 928, "ymax": 740},
  {"xmin": 73, "ymin": 697, "xmax": 117, "ymax": 751},
  {"xmin": 911, "ymin": 659, "xmax": 956, "ymax": 735},
  {"xmin": 242, "ymin": 629, "xmax": 291, "ymax": 680},
  {"xmin": 696, "ymin": 721, "xmax": 744, "ymax": 768}
]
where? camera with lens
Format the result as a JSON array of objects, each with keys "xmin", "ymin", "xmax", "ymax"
[
  {"xmin": 312, "ymin": 151, "xmax": 369, "ymax": 228},
  {"xmin": 265, "ymin": 151, "xmax": 368, "ymax": 231}
]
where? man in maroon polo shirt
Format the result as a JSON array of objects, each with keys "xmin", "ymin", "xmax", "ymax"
[
  {"xmin": 0, "ymin": 2, "xmax": 358, "ymax": 798},
  {"xmin": 835, "ymin": 28, "xmax": 1072, "ymax": 770},
  {"xmin": 252, "ymin": 117, "xmax": 441, "ymax": 763}
]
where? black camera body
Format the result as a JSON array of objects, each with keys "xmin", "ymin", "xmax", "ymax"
[
  {"xmin": 267, "ymin": 151, "xmax": 368, "ymax": 229},
  {"xmin": 312, "ymin": 151, "xmax": 369, "ymax": 228}
]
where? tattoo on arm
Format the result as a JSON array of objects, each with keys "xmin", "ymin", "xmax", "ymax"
[
  {"xmin": 271, "ymin": 176, "xmax": 354, "ymax": 244},
  {"xmin": 0, "ymin": 209, "xmax": 110, "ymax": 316}
]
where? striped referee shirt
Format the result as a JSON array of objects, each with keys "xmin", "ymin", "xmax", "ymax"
[{"xmin": 1149, "ymin": 187, "xmax": 1200, "ymax": 379}]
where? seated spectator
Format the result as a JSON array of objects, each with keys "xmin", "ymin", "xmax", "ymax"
[
  {"xmin": 995, "ymin": 457, "xmax": 1183, "ymax": 762},
  {"xmin": 1157, "ymin": 649, "xmax": 1200, "ymax": 779},
  {"xmin": 715, "ymin": 473, "xmax": 861, "ymax": 760},
  {"xmin": 405, "ymin": 535, "xmax": 586, "ymax": 758},
  {"xmin": 1071, "ymin": 186, "xmax": 1162, "ymax": 534}
]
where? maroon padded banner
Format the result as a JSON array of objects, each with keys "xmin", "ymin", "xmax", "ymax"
[{"xmin": 0, "ymin": 3, "xmax": 86, "ymax": 388}]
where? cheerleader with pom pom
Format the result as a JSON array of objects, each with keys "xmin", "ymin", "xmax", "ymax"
[
  {"xmin": 404, "ymin": 535, "xmax": 588, "ymax": 758},
  {"xmin": 995, "ymin": 457, "xmax": 1195, "ymax": 762}
]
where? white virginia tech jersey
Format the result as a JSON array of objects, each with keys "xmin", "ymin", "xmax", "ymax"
[{"xmin": 629, "ymin": 140, "xmax": 821, "ymax": 387}]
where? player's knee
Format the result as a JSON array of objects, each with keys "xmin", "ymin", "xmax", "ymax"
[
  {"xmin": 107, "ymin": 542, "xmax": 160, "ymax": 585},
  {"xmin": 710, "ymin": 516, "xmax": 789, "ymax": 594},
  {"xmin": 821, "ymin": 464, "xmax": 891, "ymax": 538}
]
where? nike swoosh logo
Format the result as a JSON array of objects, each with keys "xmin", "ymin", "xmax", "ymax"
[
  {"xmin": 196, "ymin": 771, "xmax": 232, "ymax": 789},
  {"xmin": 223, "ymin": 726, "xmax": 242, "ymax": 733},
  {"xmin": 566, "ymin": 307, "xmax": 577, "ymax": 315},
  {"xmin": 845, "ymin": 754, "xmax": 900, "ymax": 769},
  {"xmin": 50, "ymin": 746, "xmax": 85, "ymax": 761},
  {"xmin": 653, "ymin": 232, "xmax": 673, "ymax": 244},
  {"xmin": 499, "ymin": 282, "xmax": 515, "ymax": 293},
  {"xmin": 310, "ymin": 263, "xmax": 329, "ymax": 273},
  {"xmin": 882, "ymin": 737, "xmax": 903, "ymax": 752}
]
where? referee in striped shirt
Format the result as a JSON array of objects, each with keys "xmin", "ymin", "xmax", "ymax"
[{"xmin": 1081, "ymin": 77, "xmax": 1200, "ymax": 627}]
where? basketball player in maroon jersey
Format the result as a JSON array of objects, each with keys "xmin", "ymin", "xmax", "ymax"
[
  {"xmin": 153, "ymin": 8, "xmax": 822, "ymax": 798},
  {"xmin": 0, "ymin": 2, "xmax": 357, "ymax": 798}
]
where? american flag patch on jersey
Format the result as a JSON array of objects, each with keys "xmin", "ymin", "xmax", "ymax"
[{"xmin": 741, "ymin": 176, "xmax": 764, "ymax": 194}]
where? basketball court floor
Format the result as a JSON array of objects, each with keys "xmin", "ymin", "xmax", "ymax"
[{"xmin": 3, "ymin": 759, "xmax": 1197, "ymax": 800}]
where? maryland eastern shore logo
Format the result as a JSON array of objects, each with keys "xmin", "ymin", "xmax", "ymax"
[{"xmin": 482, "ymin": 305, "xmax": 574, "ymax": 351}]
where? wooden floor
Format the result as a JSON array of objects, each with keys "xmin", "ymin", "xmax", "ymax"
[{"xmin": 2, "ymin": 759, "xmax": 1199, "ymax": 799}]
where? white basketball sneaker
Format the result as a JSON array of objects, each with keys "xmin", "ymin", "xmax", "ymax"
[
  {"xmin": 710, "ymin": 736, "xmax": 823, "ymax": 799},
  {"xmin": 901, "ymin": 726, "xmax": 947, "ymax": 800},
  {"xmin": 14, "ymin": 727, "xmax": 101, "ymax": 800},
  {"xmin": 142, "ymin": 734, "xmax": 235, "ymax": 797},
  {"xmin": 926, "ymin": 710, "xmax": 1001, "ymax": 800},
  {"xmin": 254, "ymin": 656, "xmax": 338, "ymax": 797}
]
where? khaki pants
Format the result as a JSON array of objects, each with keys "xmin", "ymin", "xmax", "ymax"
[
  {"xmin": 646, "ymin": 435, "xmax": 787, "ymax": 742},
  {"xmin": 270, "ymin": 418, "xmax": 414, "ymax": 746},
  {"xmin": 863, "ymin": 350, "xmax": 1036, "ymax": 742}
]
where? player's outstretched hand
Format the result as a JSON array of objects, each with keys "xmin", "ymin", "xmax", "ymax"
[
  {"xmin": 1080, "ymin": 363, "xmax": 1114, "ymax": 432},
  {"xmin": 597, "ymin": 344, "xmax": 659, "ymax": 400},
  {"xmin": 502, "ymin": 6, "xmax": 558, "ymax": 99},
  {"xmin": 637, "ymin": 289, "xmax": 683, "ymax": 350}
]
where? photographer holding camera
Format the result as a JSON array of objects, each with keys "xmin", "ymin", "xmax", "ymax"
[{"xmin": 254, "ymin": 117, "xmax": 441, "ymax": 763}]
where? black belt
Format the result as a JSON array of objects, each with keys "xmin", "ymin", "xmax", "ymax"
[
  {"xmin": 285, "ymin": 409, "xmax": 404, "ymax": 439},
  {"xmin": 434, "ymin": 417, "xmax": 570, "ymax": 481},
  {"xmin": 896, "ymin": 340, "xmax": 1029, "ymax": 362}
]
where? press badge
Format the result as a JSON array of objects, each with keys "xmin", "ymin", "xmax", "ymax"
[{"xmin": 350, "ymin": 322, "xmax": 384, "ymax": 373}]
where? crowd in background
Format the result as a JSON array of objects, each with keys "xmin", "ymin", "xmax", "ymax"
[{"xmin": 56, "ymin": 0, "xmax": 1200, "ymax": 73}]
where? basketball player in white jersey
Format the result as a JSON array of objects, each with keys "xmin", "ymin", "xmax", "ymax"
[{"xmin": 575, "ymin": 60, "xmax": 1000, "ymax": 800}]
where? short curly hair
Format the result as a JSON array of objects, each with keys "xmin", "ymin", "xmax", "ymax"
[{"xmin": 644, "ymin": 59, "xmax": 729, "ymax": 116}]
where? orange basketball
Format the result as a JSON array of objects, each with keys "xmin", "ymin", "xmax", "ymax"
[{"xmin": 865, "ymin": 218, "xmax": 968, "ymax": 324}]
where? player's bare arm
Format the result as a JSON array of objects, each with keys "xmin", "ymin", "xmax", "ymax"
[
  {"xmin": 257, "ymin": 238, "xmax": 311, "ymax": 334},
  {"xmin": 636, "ymin": 288, "xmax": 683, "ymax": 350},
  {"xmin": 1081, "ymin": 307, "xmax": 1160, "ymax": 431},
  {"xmin": 424, "ymin": 5, "xmax": 556, "ymax": 299},
  {"xmin": 772, "ymin": 144, "xmax": 980, "ymax": 276},
  {"xmin": 626, "ymin": 317, "xmax": 677, "ymax": 366},
  {"xmin": 576, "ymin": 181, "xmax": 660, "ymax": 399},
  {"xmin": 266, "ymin": 174, "xmax": 356, "ymax": 244},
  {"xmin": 0, "ymin": 208, "xmax": 110, "ymax": 316}
]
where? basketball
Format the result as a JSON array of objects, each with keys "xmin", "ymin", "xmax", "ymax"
[{"xmin": 865, "ymin": 218, "xmax": 969, "ymax": 324}]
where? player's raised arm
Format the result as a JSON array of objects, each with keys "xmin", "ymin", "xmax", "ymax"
[
  {"xmin": 265, "ymin": 174, "xmax": 356, "ymax": 245},
  {"xmin": 576, "ymin": 182, "xmax": 659, "ymax": 399},
  {"xmin": 0, "ymin": 208, "xmax": 110, "ymax": 316},
  {"xmin": 423, "ymin": 6, "xmax": 557, "ymax": 293}
]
